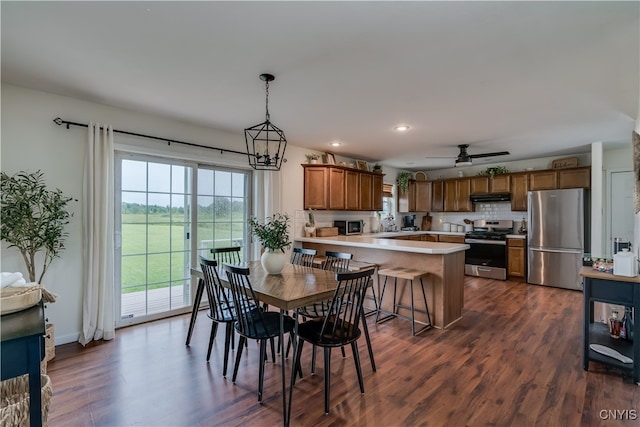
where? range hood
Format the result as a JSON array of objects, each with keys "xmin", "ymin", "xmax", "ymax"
[{"xmin": 470, "ymin": 193, "xmax": 511, "ymax": 203}]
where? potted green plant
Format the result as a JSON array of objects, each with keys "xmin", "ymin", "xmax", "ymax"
[
  {"xmin": 478, "ymin": 166, "xmax": 510, "ymax": 177},
  {"xmin": 248, "ymin": 212, "xmax": 292, "ymax": 274},
  {"xmin": 305, "ymin": 153, "xmax": 321, "ymax": 164},
  {"xmin": 1, "ymin": 170, "xmax": 75, "ymax": 283},
  {"xmin": 397, "ymin": 171, "xmax": 412, "ymax": 194},
  {"xmin": 372, "ymin": 163, "xmax": 383, "ymax": 174}
]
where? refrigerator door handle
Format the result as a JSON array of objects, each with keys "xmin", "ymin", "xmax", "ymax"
[{"xmin": 530, "ymin": 247, "xmax": 582, "ymax": 254}]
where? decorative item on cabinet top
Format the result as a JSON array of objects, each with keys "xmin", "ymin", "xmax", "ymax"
[
  {"xmin": 397, "ymin": 171, "xmax": 413, "ymax": 194},
  {"xmin": 551, "ymin": 156, "xmax": 578, "ymax": 169},
  {"xmin": 415, "ymin": 171, "xmax": 427, "ymax": 181},
  {"xmin": 477, "ymin": 166, "xmax": 510, "ymax": 177},
  {"xmin": 356, "ymin": 160, "xmax": 369, "ymax": 171}
]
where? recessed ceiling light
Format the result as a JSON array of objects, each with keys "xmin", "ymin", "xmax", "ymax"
[
  {"xmin": 394, "ymin": 125, "xmax": 410, "ymax": 132},
  {"xmin": 330, "ymin": 141, "xmax": 342, "ymax": 147}
]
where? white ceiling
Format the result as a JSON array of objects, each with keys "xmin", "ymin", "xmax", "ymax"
[{"xmin": 2, "ymin": 1, "xmax": 638, "ymax": 170}]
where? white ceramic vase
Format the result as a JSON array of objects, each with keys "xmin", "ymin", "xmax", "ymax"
[{"xmin": 261, "ymin": 249, "xmax": 287, "ymax": 275}]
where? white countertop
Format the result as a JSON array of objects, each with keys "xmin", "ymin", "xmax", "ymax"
[{"xmin": 294, "ymin": 233, "xmax": 469, "ymax": 255}]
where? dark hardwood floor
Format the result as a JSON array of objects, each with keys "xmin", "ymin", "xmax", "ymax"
[{"xmin": 46, "ymin": 277, "xmax": 640, "ymax": 426}]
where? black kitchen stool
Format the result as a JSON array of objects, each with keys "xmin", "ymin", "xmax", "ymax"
[{"xmin": 375, "ymin": 267, "xmax": 432, "ymax": 336}]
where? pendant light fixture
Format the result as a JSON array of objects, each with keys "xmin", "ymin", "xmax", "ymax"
[{"xmin": 244, "ymin": 73, "xmax": 287, "ymax": 170}]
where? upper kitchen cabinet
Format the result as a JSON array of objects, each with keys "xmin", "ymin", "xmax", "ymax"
[
  {"xmin": 372, "ymin": 174, "xmax": 383, "ymax": 211},
  {"xmin": 470, "ymin": 175, "xmax": 510, "ymax": 193},
  {"xmin": 470, "ymin": 176, "xmax": 489, "ymax": 194},
  {"xmin": 415, "ymin": 180, "xmax": 432, "ymax": 212},
  {"xmin": 510, "ymin": 172, "xmax": 529, "ymax": 211},
  {"xmin": 345, "ymin": 169, "xmax": 360, "ymax": 210},
  {"xmin": 444, "ymin": 178, "xmax": 472, "ymax": 212},
  {"xmin": 303, "ymin": 166, "xmax": 329, "ymax": 209},
  {"xmin": 431, "ymin": 180, "xmax": 444, "ymax": 212},
  {"xmin": 359, "ymin": 172, "xmax": 374, "ymax": 210},
  {"xmin": 490, "ymin": 174, "xmax": 511, "ymax": 193},
  {"xmin": 528, "ymin": 170, "xmax": 557, "ymax": 191},
  {"xmin": 558, "ymin": 166, "xmax": 590, "ymax": 189},
  {"xmin": 303, "ymin": 164, "xmax": 382, "ymax": 211},
  {"xmin": 397, "ymin": 180, "xmax": 416, "ymax": 213}
]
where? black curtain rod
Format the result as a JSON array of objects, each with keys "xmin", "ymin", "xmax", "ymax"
[{"xmin": 53, "ymin": 117, "xmax": 252, "ymax": 157}]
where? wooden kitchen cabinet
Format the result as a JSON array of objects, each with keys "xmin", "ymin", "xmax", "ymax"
[
  {"xmin": 490, "ymin": 175, "xmax": 511, "ymax": 193},
  {"xmin": 422, "ymin": 234, "xmax": 439, "ymax": 242},
  {"xmin": 397, "ymin": 180, "xmax": 416, "ymax": 213},
  {"xmin": 558, "ymin": 167, "xmax": 590, "ymax": 189},
  {"xmin": 414, "ymin": 180, "xmax": 432, "ymax": 212},
  {"xmin": 304, "ymin": 166, "xmax": 329, "ymax": 209},
  {"xmin": 528, "ymin": 170, "xmax": 557, "ymax": 191},
  {"xmin": 444, "ymin": 178, "xmax": 471, "ymax": 212},
  {"xmin": 303, "ymin": 164, "xmax": 383, "ymax": 211},
  {"xmin": 470, "ymin": 176, "xmax": 489, "ymax": 194},
  {"xmin": 507, "ymin": 238, "xmax": 526, "ymax": 280},
  {"xmin": 431, "ymin": 180, "xmax": 444, "ymax": 212},
  {"xmin": 510, "ymin": 172, "xmax": 529, "ymax": 211},
  {"xmin": 345, "ymin": 170, "xmax": 360, "ymax": 210},
  {"xmin": 328, "ymin": 167, "xmax": 346, "ymax": 209},
  {"xmin": 438, "ymin": 234, "xmax": 465, "ymax": 243},
  {"xmin": 360, "ymin": 172, "xmax": 373, "ymax": 211},
  {"xmin": 372, "ymin": 174, "xmax": 383, "ymax": 211}
]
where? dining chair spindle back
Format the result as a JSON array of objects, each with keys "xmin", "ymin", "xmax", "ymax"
[
  {"xmin": 222, "ymin": 263, "xmax": 295, "ymax": 402},
  {"xmin": 291, "ymin": 268, "xmax": 375, "ymax": 414}
]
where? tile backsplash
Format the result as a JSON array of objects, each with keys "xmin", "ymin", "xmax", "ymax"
[
  {"xmin": 294, "ymin": 202, "xmax": 527, "ymax": 237},
  {"xmin": 427, "ymin": 201, "xmax": 526, "ymax": 232}
]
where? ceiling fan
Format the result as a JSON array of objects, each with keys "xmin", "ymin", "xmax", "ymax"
[{"xmin": 432, "ymin": 144, "xmax": 510, "ymax": 167}]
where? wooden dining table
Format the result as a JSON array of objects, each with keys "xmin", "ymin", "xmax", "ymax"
[{"xmin": 190, "ymin": 261, "xmax": 342, "ymax": 426}]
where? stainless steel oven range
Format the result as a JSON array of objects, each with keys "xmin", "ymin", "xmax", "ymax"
[{"xmin": 464, "ymin": 219, "xmax": 513, "ymax": 280}]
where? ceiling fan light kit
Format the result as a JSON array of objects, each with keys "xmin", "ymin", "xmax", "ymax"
[{"xmin": 454, "ymin": 144, "xmax": 509, "ymax": 167}]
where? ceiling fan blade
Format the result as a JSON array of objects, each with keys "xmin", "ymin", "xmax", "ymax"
[{"xmin": 469, "ymin": 151, "xmax": 510, "ymax": 159}]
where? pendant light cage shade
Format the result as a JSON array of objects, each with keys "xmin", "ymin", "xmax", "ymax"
[
  {"xmin": 244, "ymin": 73, "xmax": 287, "ymax": 171},
  {"xmin": 244, "ymin": 121, "xmax": 287, "ymax": 170}
]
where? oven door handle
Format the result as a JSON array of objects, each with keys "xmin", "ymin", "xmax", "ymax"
[{"xmin": 464, "ymin": 239, "xmax": 506, "ymax": 245}]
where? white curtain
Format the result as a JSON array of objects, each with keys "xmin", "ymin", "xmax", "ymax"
[
  {"xmin": 79, "ymin": 122, "xmax": 115, "ymax": 345},
  {"xmin": 251, "ymin": 170, "xmax": 282, "ymax": 260}
]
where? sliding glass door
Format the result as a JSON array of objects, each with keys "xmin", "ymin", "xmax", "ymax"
[{"xmin": 115, "ymin": 153, "xmax": 251, "ymax": 327}]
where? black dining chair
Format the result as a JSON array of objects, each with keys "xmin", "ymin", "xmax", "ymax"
[
  {"xmin": 223, "ymin": 263, "xmax": 295, "ymax": 402},
  {"xmin": 291, "ymin": 268, "xmax": 375, "ymax": 414},
  {"xmin": 210, "ymin": 246, "xmax": 242, "ymax": 264},
  {"xmin": 186, "ymin": 246, "xmax": 244, "ymax": 347},
  {"xmin": 323, "ymin": 250, "xmax": 352, "ymax": 272},
  {"xmin": 199, "ymin": 256, "xmax": 237, "ymax": 377},
  {"xmin": 290, "ymin": 247, "xmax": 317, "ymax": 267}
]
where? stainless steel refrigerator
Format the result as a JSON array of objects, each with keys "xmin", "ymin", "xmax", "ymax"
[{"xmin": 528, "ymin": 188, "xmax": 588, "ymax": 290}]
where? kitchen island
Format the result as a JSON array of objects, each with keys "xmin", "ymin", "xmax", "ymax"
[{"xmin": 295, "ymin": 233, "xmax": 469, "ymax": 329}]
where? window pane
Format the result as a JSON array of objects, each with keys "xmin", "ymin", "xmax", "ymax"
[
  {"xmin": 215, "ymin": 170, "xmax": 232, "ymax": 196},
  {"xmin": 122, "ymin": 159, "xmax": 147, "ymax": 192},
  {"xmin": 198, "ymin": 169, "xmax": 213, "ymax": 195},
  {"xmin": 148, "ymin": 163, "xmax": 171, "ymax": 193},
  {"xmin": 232, "ymin": 172, "xmax": 245, "ymax": 197}
]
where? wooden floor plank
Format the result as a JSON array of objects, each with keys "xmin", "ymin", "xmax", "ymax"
[{"xmin": 46, "ymin": 276, "xmax": 640, "ymax": 426}]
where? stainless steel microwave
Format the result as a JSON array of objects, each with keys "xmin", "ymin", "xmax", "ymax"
[{"xmin": 334, "ymin": 220, "xmax": 363, "ymax": 235}]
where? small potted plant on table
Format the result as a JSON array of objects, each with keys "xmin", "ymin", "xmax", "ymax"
[{"xmin": 248, "ymin": 213, "xmax": 292, "ymax": 274}]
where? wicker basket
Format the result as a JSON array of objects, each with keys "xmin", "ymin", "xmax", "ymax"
[
  {"xmin": 44, "ymin": 324, "xmax": 55, "ymax": 362},
  {"xmin": 0, "ymin": 374, "xmax": 52, "ymax": 427}
]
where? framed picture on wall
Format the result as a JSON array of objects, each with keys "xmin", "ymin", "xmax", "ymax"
[
  {"xmin": 326, "ymin": 153, "xmax": 336, "ymax": 164},
  {"xmin": 356, "ymin": 160, "xmax": 369, "ymax": 171}
]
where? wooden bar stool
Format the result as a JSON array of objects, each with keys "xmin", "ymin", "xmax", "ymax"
[{"xmin": 375, "ymin": 267, "xmax": 432, "ymax": 336}]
